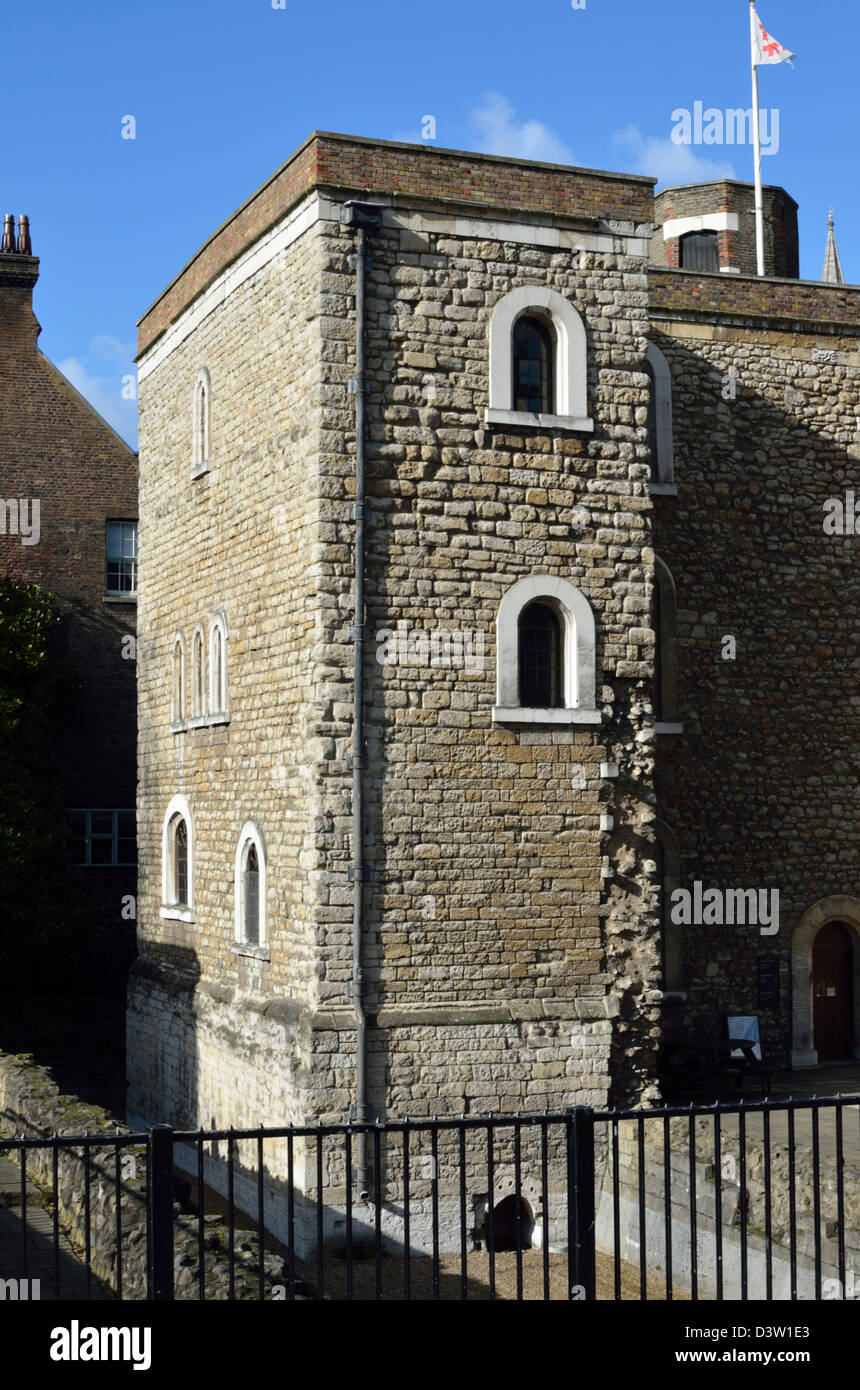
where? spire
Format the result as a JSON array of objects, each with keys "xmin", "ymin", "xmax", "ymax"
[{"xmin": 821, "ymin": 208, "xmax": 845, "ymax": 285}]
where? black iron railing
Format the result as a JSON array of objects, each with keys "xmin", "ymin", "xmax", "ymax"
[{"xmin": 1, "ymin": 1094, "xmax": 857, "ymax": 1301}]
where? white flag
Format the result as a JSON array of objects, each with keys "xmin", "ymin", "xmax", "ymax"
[{"xmin": 753, "ymin": 10, "xmax": 796, "ymax": 66}]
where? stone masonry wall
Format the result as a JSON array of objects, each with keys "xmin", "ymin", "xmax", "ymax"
[
  {"xmin": 649, "ymin": 275, "xmax": 860, "ymax": 1063},
  {"xmin": 132, "ymin": 210, "xmax": 331, "ymax": 1128},
  {"xmin": 133, "ymin": 147, "xmax": 664, "ymax": 1168},
  {"xmin": 316, "ymin": 208, "xmax": 662, "ymax": 1110}
]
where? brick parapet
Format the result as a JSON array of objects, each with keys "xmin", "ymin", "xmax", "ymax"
[
  {"xmin": 649, "ymin": 266, "xmax": 860, "ymax": 329},
  {"xmin": 137, "ymin": 132, "xmax": 654, "ymax": 357}
]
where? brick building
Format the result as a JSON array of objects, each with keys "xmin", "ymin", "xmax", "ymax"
[
  {"xmin": 0, "ymin": 218, "xmax": 138, "ymax": 1103},
  {"xmin": 129, "ymin": 134, "xmax": 858, "ymax": 1242}
]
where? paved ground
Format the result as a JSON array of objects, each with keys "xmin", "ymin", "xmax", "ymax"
[
  {"xmin": 674, "ymin": 1062, "xmax": 860, "ymax": 1168},
  {"xmin": 300, "ymin": 1248, "xmax": 688, "ymax": 1301},
  {"xmin": 0, "ymin": 1153, "xmax": 107, "ymax": 1300}
]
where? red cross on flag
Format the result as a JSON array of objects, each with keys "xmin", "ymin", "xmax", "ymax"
[{"xmin": 752, "ymin": 9, "xmax": 796, "ymax": 66}]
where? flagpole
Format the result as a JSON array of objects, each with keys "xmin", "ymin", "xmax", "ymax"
[{"xmin": 750, "ymin": 0, "xmax": 766, "ymax": 276}]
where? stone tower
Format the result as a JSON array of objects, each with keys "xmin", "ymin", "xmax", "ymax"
[{"xmin": 130, "ymin": 134, "xmax": 663, "ymax": 1182}]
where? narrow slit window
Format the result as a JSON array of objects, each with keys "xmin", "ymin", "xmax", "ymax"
[
  {"xmin": 244, "ymin": 844, "xmax": 260, "ymax": 945},
  {"xmin": 173, "ymin": 818, "xmax": 188, "ymax": 907},
  {"xmin": 172, "ymin": 639, "xmax": 185, "ymax": 724},
  {"xmin": 192, "ymin": 630, "xmax": 205, "ymax": 717}
]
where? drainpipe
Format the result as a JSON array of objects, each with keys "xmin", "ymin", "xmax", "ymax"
[{"xmin": 342, "ymin": 200, "xmax": 384, "ymax": 1199}]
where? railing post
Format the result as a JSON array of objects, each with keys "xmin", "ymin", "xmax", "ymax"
[
  {"xmin": 149, "ymin": 1125, "xmax": 174, "ymax": 1301},
  {"xmin": 566, "ymin": 1106, "xmax": 596, "ymax": 1301}
]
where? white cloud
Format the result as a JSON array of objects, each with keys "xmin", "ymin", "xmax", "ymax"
[
  {"xmin": 55, "ymin": 335, "xmax": 138, "ymax": 448},
  {"xmin": 613, "ymin": 125, "xmax": 736, "ymax": 186},
  {"xmin": 469, "ymin": 93, "xmax": 574, "ymax": 165}
]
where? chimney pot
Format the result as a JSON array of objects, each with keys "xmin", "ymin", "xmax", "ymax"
[
  {"xmin": 16, "ymin": 215, "xmax": 31, "ymax": 255},
  {"xmin": 1, "ymin": 214, "xmax": 15, "ymax": 254}
]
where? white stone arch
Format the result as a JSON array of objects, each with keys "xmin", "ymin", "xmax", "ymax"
[
  {"xmin": 209, "ymin": 610, "xmax": 229, "ymax": 717},
  {"xmin": 485, "ymin": 285, "xmax": 593, "ymax": 432},
  {"xmin": 192, "ymin": 367, "xmax": 211, "ymax": 476},
  {"xmin": 791, "ymin": 896, "xmax": 860, "ymax": 1066},
  {"xmin": 645, "ymin": 341, "xmax": 675, "ymax": 492},
  {"xmin": 492, "ymin": 574, "xmax": 601, "ymax": 726},
  {"xmin": 473, "ymin": 1166, "xmax": 543, "ymax": 1251},
  {"xmin": 234, "ymin": 819, "xmax": 268, "ymax": 947},
  {"xmin": 160, "ymin": 793, "xmax": 194, "ymax": 920},
  {"xmin": 171, "ymin": 632, "xmax": 186, "ymax": 727}
]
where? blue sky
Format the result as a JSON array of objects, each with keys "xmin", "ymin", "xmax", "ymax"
[{"xmin": 1, "ymin": 0, "xmax": 855, "ymax": 448}]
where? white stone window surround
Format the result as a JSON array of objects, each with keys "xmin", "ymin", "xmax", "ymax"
[
  {"xmin": 160, "ymin": 793, "xmax": 194, "ymax": 923},
  {"xmin": 662, "ymin": 211, "xmax": 739, "ymax": 243},
  {"xmin": 646, "ymin": 341, "xmax": 677, "ymax": 496},
  {"xmin": 485, "ymin": 286, "xmax": 594, "ymax": 433},
  {"xmin": 232, "ymin": 819, "xmax": 269, "ymax": 958},
  {"xmin": 192, "ymin": 368, "xmax": 211, "ymax": 478},
  {"xmin": 170, "ymin": 633, "xmax": 186, "ymax": 731},
  {"xmin": 493, "ymin": 574, "xmax": 601, "ymax": 726},
  {"xmin": 209, "ymin": 611, "xmax": 230, "ymax": 722}
]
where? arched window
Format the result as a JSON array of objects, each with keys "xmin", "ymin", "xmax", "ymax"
[
  {"xmin": 486, "ymin": 286, "xmax": 592, "ymax": 432},
  {"xmin": 174, "ymin": 820, "xmax": 189, "ymax": 905},
  {"xmin": 192, "ymin": 368, "xmax": 211, "ymax": 476},
  {"xmin": 161, "ymin": 794, "xmax": 194, "ymax": 919},
  {"xmin": 654, "ymin": 557, "xmax": 682, "ymax": 732},
  {"xmin": 679, "ymin": 230, "xmax": 719, "ymax": 272},
  {"xmin": 518, "ymin": 601, "xmax": 562, "ymax": 708},
  {"xmin": 191, "ymin": 627, "xmax": 206, "ymax": 719},
  {"xmin": 209, "ymin": 612, "xmax": 229, "ymax": 718},
  {"xmin": 513, "ymin": 316, "xmax": 554, "ymax": 414},
  {"xmin": 234, "ymin": 821, "xmax": 267, "ymax": 950},
  {"xmin": 171, "ymin": 635, "xmax": 186, "ymax": 727},
  {"xmin": 645, "ymin": 342, "xmax": 675, "ymax": 493},
  {"xmin": 494, "ymin": 575, "xmax": 600, "ymax": 726}
]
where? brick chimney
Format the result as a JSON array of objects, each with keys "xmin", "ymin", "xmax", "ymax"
[{"xmin": 0, "ymin": 214, "xmax": 40, "ymax": 354}]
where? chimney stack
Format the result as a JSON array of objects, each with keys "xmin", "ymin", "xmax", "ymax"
[{"xmin": 0, "ymin": 212, "xmax": 40, "ymax": 353}]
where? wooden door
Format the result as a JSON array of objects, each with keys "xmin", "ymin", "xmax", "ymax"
[{"xmin": 813, "ymin": 922, "xmax": 854, "ymax": 1061}]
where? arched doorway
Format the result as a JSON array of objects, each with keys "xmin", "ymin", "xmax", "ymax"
[
  {"xmin": 791, "ymin": 897, "xmax": 860, "ymax": 1066},
  {"xmin": 813, "ymin": 923, "xmax": 855, "ymax": 1061}
]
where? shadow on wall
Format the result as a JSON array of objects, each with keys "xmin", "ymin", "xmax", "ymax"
[{"xmin": 650, "ymin": 331, "xmax": 859, "ymax": 1069}]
